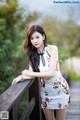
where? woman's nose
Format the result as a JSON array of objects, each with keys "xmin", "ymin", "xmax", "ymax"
[{"xmin": 34, "ymin": 39, "xmax": 37, "ymax": 42}]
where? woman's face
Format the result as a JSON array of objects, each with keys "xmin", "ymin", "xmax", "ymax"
[{"xmin": 30, "ymin": 31, "xmax": 44, "ymax": 49}]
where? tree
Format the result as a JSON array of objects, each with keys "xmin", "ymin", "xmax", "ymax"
[
  {"xmin": 0, "ymin": 0, "xmax": 40, "ymax": 87},
  {"xmin": 41, "ymin": 16, "xmax": 80, "ymax": 61}
]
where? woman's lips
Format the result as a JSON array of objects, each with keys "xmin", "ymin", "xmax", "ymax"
[{"xmin": 34, "ymin": 44, "xmax": 39, "ymax": 46}]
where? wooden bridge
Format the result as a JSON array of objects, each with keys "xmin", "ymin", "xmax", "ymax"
[
  {"xmin": 0, "ymin": 77, "xmax": 80, "ymax": 120},
  {"xmin": 66, "ymin": 81, "xmax": 80, "ymax": 120},
  {"xmin": 0, "ymin": 78, "xmax": 42, "ymax": 120}
]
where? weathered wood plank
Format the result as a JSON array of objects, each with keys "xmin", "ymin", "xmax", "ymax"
[
  {"xmin": 0, "ymin": 80, "xmax": 34, "ymax": 111},
  {"xmin": 21, "ymin": 97, "xmax": 35, "ymax": 120},
  {"xmin": 29, "ymin": 78, "xmax": 42, "ymax": 120},
  {"xmin": 0, "ymin": 78, "xmax": 43, "ymax": 120},
  {"xmin": 9, "ymin": 105, "xmax": 17, "ymax": 120}
]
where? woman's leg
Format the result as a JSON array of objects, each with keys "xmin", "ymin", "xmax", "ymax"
[
  {"xmin": 42, "ymin": 109, "xmax": 54, "ymax": 120},
  {"xmin": 56, "ymin": 108, "xmax": 67, "ymax": 120}
]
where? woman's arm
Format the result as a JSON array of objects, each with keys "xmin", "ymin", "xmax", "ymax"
[
  {"xmin": 12, "ymin": 74, "xmax": 34, "ymax": 85},
  {"xmin": 22, "ymin": 45, "xmax": 59, "ymax": 78}
]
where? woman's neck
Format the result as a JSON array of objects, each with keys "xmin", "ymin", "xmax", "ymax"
[{"xmin": 37, "ymin": 44, "xmax": 45, "ymax": 53}]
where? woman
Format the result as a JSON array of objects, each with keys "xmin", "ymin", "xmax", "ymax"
[{"xmin": 12, "ymin": 25, "xmax": 70, "ymax": 120}]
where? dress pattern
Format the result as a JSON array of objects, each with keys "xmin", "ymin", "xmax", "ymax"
[{"xmin": 39, "ymin": 46, "xmax": 70, "ymax": 109}]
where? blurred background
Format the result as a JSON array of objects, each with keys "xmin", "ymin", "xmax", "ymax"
[
  {"xmin": 0, "ymin": 0, "xmax": 80, "ymax": 93},
  {"xmin": 0, "ymin": 0, "xmax": 80, "ymax": 119}
]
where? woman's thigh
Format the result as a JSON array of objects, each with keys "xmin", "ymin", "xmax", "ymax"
[
  {"xmin": 42, "ymin": 109, "xmax": 54, "ymax": 120},
  {"xmin": 56, "ymin": 109, "xmax": 67, "ymax": 120}
]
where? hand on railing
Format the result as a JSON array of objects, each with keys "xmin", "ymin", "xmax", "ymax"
[
  {"xmin": 12, "ymin": 75, "xmax": 22, "ymax": 85},
  {"xmin": 12, "ymin": 74, "xmax": 34, "ymax": 85}
]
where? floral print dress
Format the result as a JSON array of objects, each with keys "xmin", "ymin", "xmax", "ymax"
[{"xmin": 39, "ymin": 47, "xmax": 70, "ymax": 109}]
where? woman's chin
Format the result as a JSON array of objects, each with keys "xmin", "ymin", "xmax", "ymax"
[{"xmin": 34, "ymin": 45, "xmax": 40, "ymax": 48}]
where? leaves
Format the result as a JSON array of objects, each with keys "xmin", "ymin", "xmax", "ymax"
[
  {"xmin": 0, "ymin": 0, "xmax": 40, "ymax": 94},
  {"xmin": 42, "ymin": 16, "xmax": 80, "ymax": 57}
]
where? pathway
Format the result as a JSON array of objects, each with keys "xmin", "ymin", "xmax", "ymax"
[{"xmin": 66, "ymin": 81, "xmax": 80, "ymax": 120}]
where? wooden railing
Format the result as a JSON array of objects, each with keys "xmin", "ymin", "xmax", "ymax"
[
  {"xmin": 0, "ymin": 73, "xmax": 70, "ymax": 120},
  {"xmin": 0, "ymin": 78, "xmax": 43, "ymax": 120}
]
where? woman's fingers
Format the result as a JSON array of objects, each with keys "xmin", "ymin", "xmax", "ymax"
[{"xmin": 12, "ymin": 75, "xmax": 22, "ymax": 85}]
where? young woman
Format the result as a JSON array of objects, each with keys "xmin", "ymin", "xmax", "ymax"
[{"xmin": 12, "ymin": 25, "xmax": 70, "ymax": 120}]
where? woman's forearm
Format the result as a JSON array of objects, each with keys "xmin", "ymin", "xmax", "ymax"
[
  {"xmin": 28, "ymin": 70, "xmax": 55, "ymax": 78},
  {"xmin": 21, "ymin": 75, "xmax": 34, "ymax": 80}
]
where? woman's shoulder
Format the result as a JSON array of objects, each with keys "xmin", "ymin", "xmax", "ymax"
[{"xmin": 47, "ymin": 44, "xmax": 58, "ymax": 51}]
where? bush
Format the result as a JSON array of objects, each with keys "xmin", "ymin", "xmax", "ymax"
[
  {"xmin": 60, "ymin": 63, "xmax": 80, "ymax": 81},
  {"xmin": 69, "ymin": 69, "xmax": 80, "ymax": 80}
]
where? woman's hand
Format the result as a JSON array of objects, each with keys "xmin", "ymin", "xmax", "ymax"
[
  {"xmin": 12, "ymin": 74, "xmax": 34, "ymax": 85},
  {"xmin": 12, "ymin": 75, "xmax": 22, "ymax": 85}
]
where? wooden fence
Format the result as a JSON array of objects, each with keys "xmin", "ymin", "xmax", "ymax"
[
  {"xmin": 0, "ymin": 73, "xmax": 70, "ymax": 120},
  {"xmin": 0, "ymin": 78, "xmax": 43, "ymax": 120}
]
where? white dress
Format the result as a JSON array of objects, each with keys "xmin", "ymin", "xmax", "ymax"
[{"xmin": 39, "ymin": 46, "xmax": 70, "ymax": 109}]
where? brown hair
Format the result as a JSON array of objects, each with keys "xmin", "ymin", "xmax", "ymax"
[{"xmin": 24, "ymin": 25, "xmax": 47, "ymax": 71}]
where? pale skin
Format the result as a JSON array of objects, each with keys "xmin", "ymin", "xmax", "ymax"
[{"xmin": 12, "ymin": 31, "xmax": 67, "ymax": 120}]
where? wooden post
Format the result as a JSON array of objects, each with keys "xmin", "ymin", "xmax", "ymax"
[
  {"xmin": 29, "ymin": 78, "xmax": 42, "ymax": 120},
  {"xmin": 0, "ymin": 79, "xmax": 43, "ymax": 120},
  {"xmin": 9, "ymin": 105, "xmax": 17, "ymax": 120}
]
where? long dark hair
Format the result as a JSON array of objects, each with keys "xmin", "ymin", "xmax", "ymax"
[{"xmin": 24, "ymin": 25, "xmax": 47, "ymax": 72}]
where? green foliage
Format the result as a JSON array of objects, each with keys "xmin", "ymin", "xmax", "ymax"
[
  {"xmin": 17, "ymin": 92, "xmax": 29, "ymax": 120},
  {"xmin": 0, "ymin": 2, "xmax": 80, "ymax": 117},
  {"xmin": 60, "ymin": 63, "xmax": 80, "ymax": 81},
  {"xmin": 0, "ymin": 7, "xmax": 23, "ymax": 80},
  {"xmin": 0, "ymin": 1, "xmax": 17, "ymax": 19},
  {"xmin": 0, "ymin": 1, "xmax": 80, "ymax": 94},
  {"xmin": 0, "ymin": 0, "xmax": 40, "ymax": 95},
  {"xmin": 69, "ymin": 69, "xmax": 80, "ymax": 80},
  {"xmin": 58, "ymin": 49, "xmax": 70, "ymax": 65},
  {"xmin": 42, "ymin": 16, "xmax": 80, "ymax": 58}
]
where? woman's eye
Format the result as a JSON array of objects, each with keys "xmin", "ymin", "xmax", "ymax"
[
  {"xmin": 36, "ymin": 36, "xmax": 39, "ymax": 39},
  {"xmin": 31, "ymin": 37, "xmax": 33, "ymax": 40}
]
